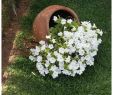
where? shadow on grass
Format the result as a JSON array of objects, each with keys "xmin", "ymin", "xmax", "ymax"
[{"xmin": 3, "ymin": 56, "xmax": 111, "ymax": 95}]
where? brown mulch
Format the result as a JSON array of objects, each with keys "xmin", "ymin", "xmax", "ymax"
[{"xmin": 2, "ymin": 0, "xmax": 29, "ymax": 83}]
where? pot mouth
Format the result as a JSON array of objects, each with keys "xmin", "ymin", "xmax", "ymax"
[{"xmin": 49, "ymin": 10, "xmax": 74, "ymax": 28}]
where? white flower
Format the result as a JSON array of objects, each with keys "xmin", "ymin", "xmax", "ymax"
[
  {"xmin": 59, "ymin": 47, "xmax": 65, "ymax": 54},
  {"xmin": 37, "ymin": 56, "xmax": 42, "ymax": 62},
  {"xmin": 71, "ymin": 27, "xmax": 76, "ymax": 31},
  {"xmin": 52, "ymin": 72, "xmax": 58, "ymax": 78},
  {"xmin": 64, "ymin": 26, "xmax": 67, "ymax": 30},
  {"xmin": 67, "ymin": 19, "xmax": 73, "ymax": 24},
  {"xmin": 49, "ymin": 57, "xmax": 56, "ymax": 63},
  {"xmin": 30, "ymin": 48, "xmax": 35, "ymax": 53},
  {"xmin": 86, "ymin": 61, "xmax": 94, "ymax": 66},
  {"xmin": 29, "ymin": 19, "xmax": 103, "ymax": 79},
  {"xmin": 57, "ymin": 54, "xmax": 64, "ymax": 62},
  {"xmin": 62, "ymin": 70, "xmax": 71, "ymax": 75},
  {"xmin": 86, "ymin": 57, "xmax": 94, "ymax": 66},
  {"xmin": 68, "ymin": 60, "xmax": 79, "ymax": 70},
  {"xmin": 41, "ymin": 45, "xmax": 46, "ymax": 51},
  {"xmin": 64, "ymin": 31, "xmax": 73, "ymax": 38},
  {"xmin": 36, "ymin": 63, "xmax": 45, "ymax": 76},
  {"xmin": 52, "ymin": 39, "xmax": 56, "ymax": 43},
  {"xmin": 96, "ymin": 29, "xmax": 103, "ymax": 36},
  {"xmin": 36, "ymin": 63, "xmax": 42, "ymax": 69},
  {"xmin": 46, "ymin": 35, "xmax": 51, "ymax": 39},
  {"xmin": 92, "ymin": 23, "xmax": 97, "ymax": 28},
  {"xmin": 36, "ymin": 46, "xmax": 40, "ymax": 52},
  {"xmin": 76, "ymin": 70, "xmax": 83, "ymax": 75},
  {"xmin": 53, "ymin": 16, "xmax": 58, "ymax": 21},
  {"xmin": 61, "ymin": 19, "xmax": 66, "ymax": 25},
  {"xmin": 50, "ymin": 65, "xmax": 57, "ymax": 71},
  {"xmin": 29, "ymin": 55, "xmax": 36, "ymax": 62},
  {"xmin": 30, "ymin": 48, "xmax": 39, "ymax": 56},
  {"xmin": 48, "ymin": 44, "xmax": 54, "ymax": 49},
  {"xmin": 100, "ymin": 30, "xmax": 103, "ymax": 36},
  {"xmin": 58, "ymin": 32, "xmax": 63, "ymax": 36},
  {"xmin": 76, "ymin": 63, "xmax": 86, "ymax": 75},
  {"xmin": 44, "ymin": 68, "xmax": 49, "ymax": 74},
  {"xmin": 77, "ymin": 26, "xmax": 84, "ymax": 32},
  {"xmin": 54, "ymin": 51, "xmax": 59, "ymax": 56},
  {"xmin": 45, "ymin": 60, "xmax": 50, "ymax": 67},
  {"xmin": 39, "ymin": 40, "xmax": 45, "ymax": 45},
  {"xmin": 65, "ymin": 56, "xmax": 71, "ymax": 63},
  {"xmin": 69, "ymin": 47, "xmax": 76, "ymax": 54},
  {"xmin": 64, "ymin": 48, "xmax": 69, "ymax": 53},
  {"xmin": 59, "ymin": 62, "xmax": 64, "ymax": 70},
  {"xmin": 98, "ymin": 39, "xmax": 102, "ymax": 44},
  {"xmin": 81, "ymin": 21, "xmax": 91, "ymax": 30},
  {"xmin": 80, "ymin": 57, "xmax": 85, "ymax": 62},
  {"xmin": 79, "ymin": 49, "xmax": 85, "ymax": 56},
  {"xmin": 50, "ymin": 65, "xmax": 61, "ymax": 78},
  {"xmin": 68, "ymin": 39, "xmax": 74, "ymax": 45},
  {"xmin": 90, "ymin": 51, "xmax": 97, "ymax": 56},
  {"xmin": 47, "ymin": 53, "xmax": 51, "ymax": 59}
]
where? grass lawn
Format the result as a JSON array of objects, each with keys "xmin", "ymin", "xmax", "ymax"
[{"xmin": 3, "ymin": 0, "xmax": 111, "ymax": 95}]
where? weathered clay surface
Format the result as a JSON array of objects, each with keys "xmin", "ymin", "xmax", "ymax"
[{"xmin": 33, "ymin": 5, "xmax": 80, "ymax": 41}]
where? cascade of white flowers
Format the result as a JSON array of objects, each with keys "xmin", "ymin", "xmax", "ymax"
[{"xmin": 29, "ymin": 16, "xmax": 103, "ymax": 78}]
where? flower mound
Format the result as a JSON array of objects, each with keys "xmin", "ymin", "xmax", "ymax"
[{"xmin": 29, "ymin": 16, "xmax": 103, "ymax": 78}]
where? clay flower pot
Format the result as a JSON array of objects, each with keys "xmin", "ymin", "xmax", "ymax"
[{"xmin": 33, "ymin": 5, "xmax": 80, "ymax": 41}]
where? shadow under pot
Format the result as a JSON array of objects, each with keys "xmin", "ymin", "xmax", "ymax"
[{"xmin": 33, "ymin": 5, "xmax": 80, "ymax": 42}]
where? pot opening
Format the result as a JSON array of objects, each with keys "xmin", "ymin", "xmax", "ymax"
[{"xmin": 49, "ymin": 10, "xmax": 74, "ymax": 28}]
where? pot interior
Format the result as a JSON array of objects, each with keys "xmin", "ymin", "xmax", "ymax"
[{"xmin": 49, "ymin": 10, "xmax": 74, "ymax": 28}]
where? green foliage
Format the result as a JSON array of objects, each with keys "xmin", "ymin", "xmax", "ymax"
[
  {"xmin": 15, "ymin": 31, "xmax": 25, "ymax": 49},
  {"xmin": 20, "ymin": 16, "xmax": 34, "ymax": 32},
  {"xmin": 15, "ymin": 31, "xmax": 33, "ymax": 49},
  {"xmin": 3, "ymin": 0, "xmax": 111, "ymax": 95},
  {"xmin": 49, "ymin": 16, "xmax": 78, "ymax": 38}
]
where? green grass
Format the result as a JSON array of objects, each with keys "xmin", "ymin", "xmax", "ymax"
[
  {"xmin": 14, "ymin": 31, "xmax": 33, "ymax": 50},
  {"xmin": 3, "ymin": 0, "xmax": 111, "ymax": 95},
  {"xmin": 15, "ymin": 31, "xmax": 27, "ymax": 49}
]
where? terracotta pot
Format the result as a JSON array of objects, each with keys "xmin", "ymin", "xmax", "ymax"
[{"xmin": 33, "ymin": 5, "xmax": 80, "ymax": 41}]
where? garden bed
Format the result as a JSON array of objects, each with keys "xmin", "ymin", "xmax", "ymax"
[{"xmin": 2, "ymin": 0, "xmax": 111, "ymax": 95}]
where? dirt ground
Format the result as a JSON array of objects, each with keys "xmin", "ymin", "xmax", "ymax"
[{"xmin": 2, "ymin": 0, "xmax": 29, "ymax": 82}]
